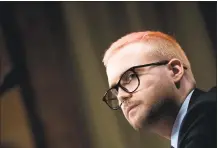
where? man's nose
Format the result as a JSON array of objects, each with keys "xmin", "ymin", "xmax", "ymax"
[{"xmin": 117, "ymin": 87, "xmax": 132, "ymax": 103}]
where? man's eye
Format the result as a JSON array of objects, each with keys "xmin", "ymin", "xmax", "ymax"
[
  {"xmin": 122, "ymin": 72, "xmax": 137, "ymax": 84},
  {"xmin": 129, "ymin": 73, "xmax": 137, "ymax": 79}
]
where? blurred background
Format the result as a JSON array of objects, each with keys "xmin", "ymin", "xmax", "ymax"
[{"xmin": 0, "ymin": 1, "xmax": 216, "ymax": 148}]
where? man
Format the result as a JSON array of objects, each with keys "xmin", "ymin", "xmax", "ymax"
[{"xmin": 101, "ymin": 31, "xmax": 216, "ymax": 148}]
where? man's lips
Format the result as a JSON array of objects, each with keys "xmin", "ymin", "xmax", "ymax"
[{"xmin": 126, "ymin": 104, "xmax": 139, "ymax": 116}]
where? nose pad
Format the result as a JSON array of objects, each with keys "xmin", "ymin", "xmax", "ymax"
[{"xmin": 117, "ymin": 87, "xmax": 131, "ymax": 105}]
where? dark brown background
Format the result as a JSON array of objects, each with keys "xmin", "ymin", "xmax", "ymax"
[{"xmin": 0, "ymin": 2, "xmax": 216, "ymax": 148}]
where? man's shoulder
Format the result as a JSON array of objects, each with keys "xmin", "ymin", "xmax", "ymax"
[
  {"xmin": 180, "ymin": 87, "xmax": 217, "ymax": 128},
  {"xmin": 178, "ymin": 87, "xmax": 217, "ymax": 148},
  {"xmin": 186, "ymin": 86, "xmax": 216, "ymax": 119},
  {"xmin": 191, "ymin": 86, "xmax": 217, "ymax": 108},
  {"xmin": 188, "ymin": 87, "xmax": 217, "ymax": 108}
]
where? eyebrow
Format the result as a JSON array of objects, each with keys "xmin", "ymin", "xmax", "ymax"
[
  {"xmin": 109, "ymin": 65, "xmax": 147, "ymax": 88},
  {"xmin": 110, "ymin": 75, "xmax": 121, "ymax": 88},
  {"xmin": 109, "ymin": 70, "xmax": 125, "ymax": 88},
  {"xmin": 109, "ymin": 66, "xmax": 133, "ymax": 89},
  {"xmin": 110, "ymin": 83, "xmax": 116, "ymax": 89}
]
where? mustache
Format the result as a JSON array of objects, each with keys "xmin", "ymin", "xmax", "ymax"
[{"xmin": 122, "ymin": 100, "xmax": 141, "ymax": 109}]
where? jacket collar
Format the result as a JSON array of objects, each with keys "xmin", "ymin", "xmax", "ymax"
[{"xmin": 187, "ymin": 88, "xmax": 205, "ymax": 110}]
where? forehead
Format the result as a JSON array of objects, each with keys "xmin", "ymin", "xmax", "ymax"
[{"xmin": 106, "ymin": 42, "xmax": 155, "ymax": 86}]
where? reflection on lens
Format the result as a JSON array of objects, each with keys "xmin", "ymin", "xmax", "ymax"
[{"xmin": 107, "ymin": 99, "xmax": 119, "ymax": 108}]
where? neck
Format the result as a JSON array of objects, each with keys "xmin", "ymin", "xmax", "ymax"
[
  {"xmin": 148, "ymin": 116, "xmax": 176, "ymax": 140},
  {"xmin": 178, "ymin": 77, "xmax": 195, "ymax": 104},
  {"xmin": 141, "ymin": 98, "xmax": 180, "ymax": 140}
]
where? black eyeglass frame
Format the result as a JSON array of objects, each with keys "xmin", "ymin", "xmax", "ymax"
[{"xmin": 102, "ymin": 60, "xmax": 177, "ymax": 110}]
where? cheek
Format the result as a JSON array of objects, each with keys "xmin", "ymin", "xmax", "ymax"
[
  {"xmin": 137, "ymin": 73, "xmax": 172, "ymax": 103},
  {"xmin": 138, "ymin": 70, "xmax": 171, "ymax": 91},
  {"xmin": 138, "ymin": 74, "xmax": 161, "ymax": 91}
]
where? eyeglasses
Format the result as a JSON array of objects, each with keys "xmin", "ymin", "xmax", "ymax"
[{"xmin": 102, "ymin": 60, "xmax": 170, "ymax": 110}]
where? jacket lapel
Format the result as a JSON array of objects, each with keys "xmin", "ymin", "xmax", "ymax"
[{"xmin": 177, "ymin": 88, "xmax": 205, "ymax": 147}]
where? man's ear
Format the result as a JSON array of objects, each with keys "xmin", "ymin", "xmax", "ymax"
[{"xmin": 167, "ymin": 58, "xmax": 185, "ymax": 86}]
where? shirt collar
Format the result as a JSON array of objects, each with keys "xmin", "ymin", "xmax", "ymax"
[{"xmin": 171, "ymin": 89, "xmax": 195, "ymax": 148}]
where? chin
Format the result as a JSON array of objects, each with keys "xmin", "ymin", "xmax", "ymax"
[
  {"xmin": 131, "ymin": 117, "xmax": 156, "ymax": 132},
  {"xmin": 128, "ymin": 104, "xmax": 156, "ymax": 131},
  {"xmin": 129, "ymin": 110, "xmax": 147, "ymax": 131},
  {"xmin": 132, "ymin": 123, "xmax": 143, "ymax": 131}
]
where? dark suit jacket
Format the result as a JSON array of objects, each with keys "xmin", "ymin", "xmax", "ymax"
[{"xmin": 178, "ymin": 87, "xmax": 217, "ymax": 148}]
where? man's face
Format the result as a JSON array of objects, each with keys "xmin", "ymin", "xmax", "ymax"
[{"xmin": 106, "ymin": 42, "xmax": 176, "ymax": 130}]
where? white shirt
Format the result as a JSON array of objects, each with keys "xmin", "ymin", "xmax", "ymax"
[{"xmin": 171, "ymin": 90, "xmax": 195, "ymax": 148}]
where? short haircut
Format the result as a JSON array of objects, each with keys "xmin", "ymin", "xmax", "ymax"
[{"xmin": 103, "ymin": 31, "xmax": 195, "ymax": 83}]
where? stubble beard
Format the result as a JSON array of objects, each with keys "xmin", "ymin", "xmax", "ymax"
[{"xmin": 134, "ymin": 98, "xmax": 180, "ymax": 132}]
